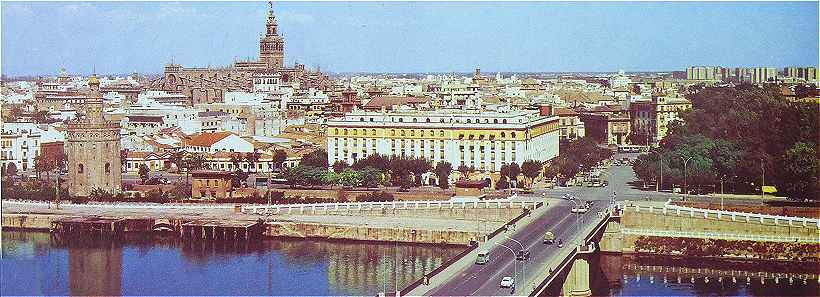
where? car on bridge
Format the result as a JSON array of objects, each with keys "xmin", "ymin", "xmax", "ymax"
[
  {"xmin": 516, "ymin": 250, "xmax": 530, "ymax": 261},
  {"xmin": 543, "ymin": 231, "xmax": 555, "ymax": 244},
  {"xmin": 475, "ymin": 250, "xmax": 490, "ymax": 265},
  {"xmin": 500, "ymin": 276, "xmax": 515, "ymax": 288}
]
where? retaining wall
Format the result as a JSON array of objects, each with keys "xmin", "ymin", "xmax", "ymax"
[{"xmin": 265, "ymin": 222, "xmax": 479, "ymax": 245}]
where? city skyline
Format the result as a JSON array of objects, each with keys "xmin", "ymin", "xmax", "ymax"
[{"xmin": 2, "ymin": 1, "xmax": 819, "ymax": 76}]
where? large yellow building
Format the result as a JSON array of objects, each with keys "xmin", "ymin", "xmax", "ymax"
[{"xmin": 325, "ymin": 109, "xmax": 559, "ymax": 173}]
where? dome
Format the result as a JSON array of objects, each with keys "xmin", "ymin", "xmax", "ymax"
[{"xmin": 88, "ymin": 74, "xmax": 100, "ymax": 86}]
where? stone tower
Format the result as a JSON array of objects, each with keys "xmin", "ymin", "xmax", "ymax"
[
  {"xmin": 66, "ymin": 74, "xmax": 122, "ymax": 197},
  {"xmin": 259, "ymin": 1, "xmax": 285, "ymax": 70}
]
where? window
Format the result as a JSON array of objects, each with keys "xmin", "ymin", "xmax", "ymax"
[
  {"xmin": 391, "ymin": 129, "xmax": 396, "ymax": 136},
  {"xmin": 511, "ymin": 132, "xmax": 516, "ymax": 138},
  {"xmin": 335, "ymin": 128, "xmax": 339, "ymax": 134},
  {"xmin": 503, "ymin": 119, "xmax": 508, "ymax": 124},
  {"xmin": 401, "ymin": 130, "xmax": 406, "ymax": 136},
  {"xmin": 105, "ymin": 163, "xmax": 111, "ymax": 174},
  {"xmin": 501, "ymin": 132, "xmax": 506, "ymax": 138},
  {"xmin": 426, "ymin": 118, "xmax": 431, "ymax": 123},
  {"xmin": 344, "ymin": 129, "xmax": 348, "ymax": 135},
  {"xmin": 494, "ymin": 119, "xmax": 498, "ymax": 124},
  {"xmin": 78, "ymin": 164, "xmax": 84, "ymax": 174},
  {"xmin": 467, "ymin": 119, "xmax": 472, "ymax": 124},
  {"xmin": 360, "ymin": 118, "xmax": 364, "ymax": 122},
  {"xmin": 371, "ymin": 129, "xmax": 377, "ymax": 136},
  {"xmin": 413, "ymin": 118, "xmax": 418, "ymax": 123},
  {"xmin": 399, "ymin": 118, "xmax": 404, "ymax": 123},
  {"xmin": 440, "ymin": 130, "xmax": 445, "ymax": 137}
]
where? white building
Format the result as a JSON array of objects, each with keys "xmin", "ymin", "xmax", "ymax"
[
  {"xmin": 326, "ymin": 109, "xmax": 560, "ymax": 173},
  {"xmin": 183, "ymin": 131, "xmax": 254, "ymax": 153},
  {"xmin": 1, "ymin": 122, "xmax": 65, "ymax": 173}
]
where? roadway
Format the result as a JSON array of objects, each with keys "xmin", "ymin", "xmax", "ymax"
[{"xmin": 425, "ymin": 158, "xmax": 631, "ymax": 296}]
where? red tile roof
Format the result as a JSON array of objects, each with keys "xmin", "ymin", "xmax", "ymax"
[{"xmin": 187, "ymin": 132, "xmax": 234, "ymax": 147}]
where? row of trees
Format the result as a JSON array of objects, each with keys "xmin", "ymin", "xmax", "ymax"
[
  {"xmin": 285, "ymin": 150, "xmax": 448, "ymax": 189},
  {"xmin": 632, "ymin": 85, "xmax": 819, "ymax": 199},
  {"xmin": 495, "ymin": 161, "xmax": 544, "ymax": 189},
  {"xmin": 543, "ymin": 137, "xmax": 614, "ymax": 180}
]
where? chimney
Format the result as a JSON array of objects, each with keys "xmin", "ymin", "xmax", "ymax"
[{"xmin": 539, "ymin": 104, "xmax": 553, "ymax": 116}]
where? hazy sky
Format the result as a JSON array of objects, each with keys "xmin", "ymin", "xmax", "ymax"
[{"xmin": 2, "ymin": 1, "xmax": 818, "ymax": 76}]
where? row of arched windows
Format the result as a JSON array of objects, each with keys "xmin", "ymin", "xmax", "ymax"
[{"xmin": 355, "ymin": 117, "xmax": 515, "ymax": 124}]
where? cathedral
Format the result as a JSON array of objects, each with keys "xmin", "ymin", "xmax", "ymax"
[
  {"xmin": 65, "ymin": 74, "xmax": 123, "ymax": 197},
  {"xmin": 149, "ymin": 2, "xmax": 329, "ymax": 105}
]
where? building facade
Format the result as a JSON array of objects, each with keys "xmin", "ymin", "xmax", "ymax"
[
  {"xmin": 65, "ymin": 75, "xmax": 122, "ymax": 196},
  {"xmin": 326, "ymin": 110, "xmax": 560, "ymax": 172}
]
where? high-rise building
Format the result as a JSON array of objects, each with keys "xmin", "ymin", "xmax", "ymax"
[
  {"xmin": 686, "ymin": 66, "xmax": 721, "ymax": 81},
  {"xmin": 65, "ymin": 74, "xmax": 122, "ymax": 196},
  {"xmin": 751, "ymin": 67, "xmax": 777, "ymax": 84}
]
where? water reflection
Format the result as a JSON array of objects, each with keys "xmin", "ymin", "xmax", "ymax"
[
  {"xmin": 1, "ymin": 231, "xmax": 463, "ymax": 296},
  {"xmin": 592, "ymin": 253, "xmax": 820, "ymax": 296}
]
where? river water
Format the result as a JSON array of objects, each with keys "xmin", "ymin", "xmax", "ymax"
[
  {"xmin": 1, "ymin": 230, "xmax": 463, "ymax": 296},
  {"xmin": 3, "ymin": 231, "xmax": 818, "ymax": 296}
]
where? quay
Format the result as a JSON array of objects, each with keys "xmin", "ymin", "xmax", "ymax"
[{"xmin": 181, "ymin": 220, "xmax": 264, "ymax": 240}]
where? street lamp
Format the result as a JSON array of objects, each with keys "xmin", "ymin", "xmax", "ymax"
[
  {"xmin": 651, "ymin": 151, "xmax": 664, "ymax": 192},
  {"xmin": 504, "ymin": 235, "xmax": 526, "ymax": 286},
  {"xmin": 760, "ymin": 158, "xmax": 766, "ymax": 199},
  {"xmin": 496, "ymin": 242, "xmax": 518, "ymax": 288},
  {"xmin": 680, "ymin": 156, "xmax": 693, "ymax": 199}
]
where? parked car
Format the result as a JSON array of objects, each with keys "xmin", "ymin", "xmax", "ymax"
[{"xmin": 500, "ymin": 276, "xmax": 515, "ymax": 288}]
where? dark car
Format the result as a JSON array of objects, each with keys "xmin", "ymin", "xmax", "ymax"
[{"xmin": 516, "ymin": 250, "xmax": 530, "ymax": 261}]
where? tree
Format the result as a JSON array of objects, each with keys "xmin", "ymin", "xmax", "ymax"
[
  {"xmin": 138, "ymin": 164, "xmax": 150, "ymax": 184},
  {"xmin": 332, "ymin": 160, "xmax": 349, "ymax": 174},
  {"xmin": 6, "ymin": 163, "xmax": 18, "ymax": 177},
  {"xmin": 300, "ymin": 149, "xmax": 328, "ymax": 168},
  {"xmin": 338, "ymin": 169, "xmax": 363, "ymax": 187},
  {"xmin": 779, "ymin": 142, "xmax": 819, "ymax": 200},
  {"xmin": 360, "ymin": 167, "xmax": 383, "ymax": 188},
  {"xmin": 352, "ymin": 154, "xmax": 390, "ymax": 173},
  {"xmin": 521, "ymin": 160, "xmax": 543, "ymax": 188},
  {"xmin": 232, "ymin": 168, "xmax": 250, "ymax": 189},
  {"xmin": 457, "ymin": 164, "xmax": 473, "ymax": 180},
  {"xmin": 230, "ymin": 152, "xmax": 243, "ymax": 171},
  {"xmin": 120, "ymin": 149, "xmax": 129, "ymax": 173},
  {"xmin": 408, "ymin": 157, "xmax": 432, "ymax": 186},
  {"xmin": 272, "ymin": 149, "xmax": 287, "ymax": 171},
  {"xmin": 245, "ymin": 149, "xmax": 261, "ymax": 173},
  {"xmin": 169, "ymin": 149, "xmax": 185, "ymax": 173},
  {"xmin": 34, "ymin": 155, "xmax": 55, "ymax": 179},
  {"xmin": 434, "ymin": 162, "xmax": 453, "ymax": 189},
  {"xmin": 507, "ymin": 163, "xmax": 521, "ymax": 186},
  {"xmin": 389, "ymin": 157, "xmax": 412, "ymax": 187}
]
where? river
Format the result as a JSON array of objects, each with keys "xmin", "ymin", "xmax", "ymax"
[
  {"xmin": 1, "ymin": 230, "xmax": 463, "ymax": 296},
  {"xmin": 3, "ymin": 231, "xmax": 818, "ymax": 296}
]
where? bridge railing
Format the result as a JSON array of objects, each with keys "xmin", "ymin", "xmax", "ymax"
[
  {"xmin": 620, "ymin": 200, "xmax": 820, "ymax": 229},
  {"xmin": 241, "ymin": 199, "xmax": 539, "ymax": 215},
  {"xmin": 621, "ymin": 229, "xmax": 818, "ymax": 243}
]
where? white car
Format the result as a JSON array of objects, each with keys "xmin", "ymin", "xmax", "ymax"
[
  {"xmin": 500, "ymin": 276, "xmax": 515, "ymax": 288},
  {"xmin": 571, "ymin": 207, "xmax": 589, "ymax": 214}
]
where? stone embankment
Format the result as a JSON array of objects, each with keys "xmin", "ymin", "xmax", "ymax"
[{"xmin": 1, "ymin": 199, "xmax": 530, "ymax": 245}]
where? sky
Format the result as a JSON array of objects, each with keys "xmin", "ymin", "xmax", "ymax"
[{"xmin": 1, "ymin": 1, "xmax": 818, "ymax": 76}]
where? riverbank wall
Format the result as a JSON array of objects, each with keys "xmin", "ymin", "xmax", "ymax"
[
  {"xmin": 265, "ymin": 222, "xmax": 479, "ymax": 245},
  {"xmin": 598, "ymin": 203, "xmax": 820, "ymax": 261}
]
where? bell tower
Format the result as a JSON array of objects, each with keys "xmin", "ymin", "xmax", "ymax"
[{"xmin": 259, "ymin": 1, "xmax": 284, "ymax": 69}]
